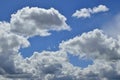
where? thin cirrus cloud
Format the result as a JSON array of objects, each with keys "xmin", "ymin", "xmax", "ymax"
[
  {"xmin": 72, "ymin": 5, "xmax": 109, "ymax": 18},
  {"xmin": 102, "ymin": 14, "xmax": 120, "ymax": 38},
  {"xmin": 0, "ymin": 6, "xmax": 120, "ymax": 80}
]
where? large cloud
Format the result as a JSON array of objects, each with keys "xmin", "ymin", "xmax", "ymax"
[
  {"xmin": 10, "ymin": 7, "xmax": 71, "ymax": 38},
  {"xmin": 0, "ymin": 50, "xmax": 82, "ymax": 80},
  {"xmin": 59, "ymin": 29, "xmax": 120, "ymax": 61},
  {"xmin": 59, "ymin": 29, "xmax": 120, "ymax": 80},
  {"xmin": 0, "ymin": 6, "xmax": 120, "ymax": 80},
  {"xmin": 21, "ymin": 51, "xmax": 81, "ymax": 80},
  {"xmin": 1, "ymin": 27, "xmax": 120, "ymax": 80},
  {"xmin": 0, "ymin": 22, "xmax": 30, "ymax": 78},
  {"xmin": 72, "ymin": 5, "xmax": 109, "ymax": 18}
]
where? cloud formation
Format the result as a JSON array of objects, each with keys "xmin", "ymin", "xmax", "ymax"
[
  {"xmin": 0, "ymin": 7, "xmax": 120, "ymax": 80},
  {"xmin": 59, "ymin": 29, "xmax": 120, "ymax": 61},
  {"xmin": 0, "ymin": 22, "xmax": 30, "ymax": 79},
  {"xmin": 59, "ymin": 29, "xmax": 120, "ymax": 80},
  {"xmin": 10, "ymin": 7, "xmax": 71, "ymax": 38},
  {"xmin": 72, "ymin": 5, "xmax": 109, "ymax": 18},
  {"xmin": 102, "ymin": 14, "xmax": 120, "ymax": 38}
]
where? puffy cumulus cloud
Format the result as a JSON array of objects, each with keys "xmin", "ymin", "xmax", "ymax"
[
  {"xmin": 0, "ymin": 21, "xmax": 78, "ymax": 80},
  {"xmin": 10, "ymin": 7, "xmax": 71, "ymax": 38},
  {"xmin": 20, "ymin": 51, "xmax": 82, "ymax": 80},
  {"xmin": 0, "ymin": 6, "xmax": 120, "ymax": 80},
  {"xmin": 0, "ymin": 22, "xmax": 31, "ymax": 79},
  {"xmin": 0, "ymin": 22, "xmax": 29, "ymax": 54},
  {"xmin": 92, "ymin": 5, "xmax": 109, "ymax": 14},
  {"xmin": 27, "ymin": 51, "xmax": 119, "ymax": 80},
  {"xmin": 79, "ymin": 60, "xmax": 120, "ymax": 80},
  {"xmin": 59, "ymin": 29, "xmax": 120, "ymax": 80},
  {"xmin": 1, "ymin": 23, "xmax": 120, "ymax": 80},
  {"xmin": 0, "ymin": 22, "xmax": 11, "ymax": 32},
  {"xmin": 72, "ymin": 8, "xmax": 91, "ymax": 18},
  {"xmin": 59, "ymin": 29, "xmax": 120, "ymax": 61},
  {"xmin": 0, "ymin": 50, "xmax": 83, "ymax": 80},
  {"xmin": 72, "ymin": 5, "xmax": 109, "ymax": 18}
]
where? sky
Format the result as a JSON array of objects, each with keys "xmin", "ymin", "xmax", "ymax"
[{"xmin": 0, "ymin": 0, "xmax": 120, "ymax": 80}]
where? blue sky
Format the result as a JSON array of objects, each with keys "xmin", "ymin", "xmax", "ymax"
[
  {"xmin": 0, "ymin": 1, "xmax": 120, "ymax": 79},
  {"xmin": 0, "ymin": 0, "xmax": 120, "ymax": 68}
]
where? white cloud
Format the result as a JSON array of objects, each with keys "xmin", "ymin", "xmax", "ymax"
[
  {"xmin": 21, "ymin": 51, "xmax": 81, "ymax": 80},
  {"xmin": 0, "ymin": 24, "xmax": 120, "ymax": 80},
  {"xmin": 10, "ymin": 7, "xmax": 71, "ymax": 38},
  {"xmin": 92, "ymin": 5, "xmax": 109, "ymax": 13},
  {"xmin": 80, "ymin": 60, "xmax": 120, "ymax": 80},
  {"xmin": 0, "ymin": 7, "xmax": 120, "ymax": 80},
  {"xmin": 72, "ymin": 8, "xmax": 91, "ymax": 18},
  {"xmin": 59, "ymin": 29, "xmax": 120, "ymax": 61},
  {"xmin": 72, "ymin": 5, "xmax": 109, "ymax": 18},
  {"xmin": 59, "ymin": 28, "xmax": 120, "ymax": 80},
  {"xmin": 0, "ymin": 22, "xmax": 30, "ymax": 79},
  {"xmin": 102, "ymin": 14, "xmax": 120, "ymax": 38}
]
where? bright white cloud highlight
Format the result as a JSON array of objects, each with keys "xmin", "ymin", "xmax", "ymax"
[{"xmin": 72, "ymin": 5, "xmax": 109, "ymax": 18}]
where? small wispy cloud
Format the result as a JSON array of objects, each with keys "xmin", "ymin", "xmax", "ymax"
[
  {"xmin": 72, "ymin": 5, "xmax": 109, "ymax": 18},
  {"xmin": 102, "ymin": 14, "xmax": 120, "ymax": 38}
]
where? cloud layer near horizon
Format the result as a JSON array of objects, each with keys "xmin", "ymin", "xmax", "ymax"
[{"xmin": 0, "ymin": 6, "xmax": 120, "ymax": 80}]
